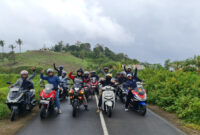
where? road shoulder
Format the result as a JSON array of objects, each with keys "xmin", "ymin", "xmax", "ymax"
[{"xmin": 148, "ymin": 104, "xmax": 200, "ymax": 135}]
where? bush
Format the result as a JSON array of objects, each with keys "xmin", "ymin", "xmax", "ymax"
[{"xmin": 140, "ymin": 68, "xmax": 200, "ymax": 125}]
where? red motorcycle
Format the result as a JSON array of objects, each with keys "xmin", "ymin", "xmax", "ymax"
[
  {"xmin": 39, "ymin": 84, "xmax": 56, "ymax": 119},
  {"xmin": 90, "ymin": 77, "xmax": 99, "ymax": 95},
  {"xmin": 84, "ymin": 82, "xmax": 92, "ymax": 100}
]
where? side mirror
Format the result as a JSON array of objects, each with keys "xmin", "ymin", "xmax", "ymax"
[{"xmin": 7, "ymin": 82, "xmax": 11, "ymax": 85}]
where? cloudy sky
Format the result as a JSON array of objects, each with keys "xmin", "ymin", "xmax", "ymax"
[{"xmin": 0, "ymin": 0, "xmax": 200, "ymax": 63}]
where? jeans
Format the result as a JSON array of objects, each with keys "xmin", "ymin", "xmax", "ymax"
[
  {"xmin": 55, "ymin": 91, "xmax": 60, "ymax": 109},
  {"xmin": 25, "ymin": 91, "xmax": 31, "ymax": 105}
]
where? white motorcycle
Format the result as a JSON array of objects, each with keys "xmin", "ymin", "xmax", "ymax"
[{"xmin": 101, "ymin": 85, "xmax": 115, "ymax": 117}]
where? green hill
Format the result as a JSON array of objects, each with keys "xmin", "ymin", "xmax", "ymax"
[{"xmin": 0, "ymin": 50, "xmax": 89, "ymax": 73}]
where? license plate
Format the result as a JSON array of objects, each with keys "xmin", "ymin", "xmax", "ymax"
[
  {"xmin": 40, "ymin": 100, "xmax": 49, "ymax": 104},
  {"xmin": 92, "ymin": 86, "xmax": 96, "ymax": 88}
]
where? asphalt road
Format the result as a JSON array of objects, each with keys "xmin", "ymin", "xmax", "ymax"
[{"xmin": 16, "ymin": 97, "xmax": 186, "ymax": 135}]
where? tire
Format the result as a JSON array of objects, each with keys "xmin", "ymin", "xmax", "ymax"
[
  {"xmin": 10, "ymin": 108, "xmax": 16, "ymax": 121},
  {"xmin": 72, "ymin": 107, "xmax": 77, "ymax": 117},
  {"xmin": 140, "ymin": 106, "xmax": 147, "ymax": 116},
  {"xmin": 107, "ymin": 106, "xmax": 112, "ymax": 118},
  {"xmin": 40, "ymin": 105, "xmax": 47, "ymax": 120}
]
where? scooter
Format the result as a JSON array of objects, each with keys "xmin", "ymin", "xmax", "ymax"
[
  {"xmin": 101, "ymin": 85, "xmax": 115, "ymax": 117},
  {"xmin": 69, "ymin": 83, "xmax": 84, "ymax": 117},
  {"xmin": 39, "ymin": 84, "xmax": 56, "ymax": 119},
  {"xmin": 129, "ymin": 82, "xmax": 147, "ymax": 116},
  {"xmin": 6, "ymin": 82, "xmax": 36, "ymax": 121}
]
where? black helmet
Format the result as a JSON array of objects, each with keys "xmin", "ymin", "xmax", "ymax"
[
  {"xmin": 59, "ymin": 65, "xmax": 63, "ymax": 70},
  {"xmin": 77, "ymin": 68, "xmax": 83, "ymax": 74},
  {"xmin": 104, "ymin": 67, "xmax": 109, "ymax": 70}
]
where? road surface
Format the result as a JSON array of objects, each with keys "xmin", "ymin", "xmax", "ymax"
[{"xmin": 16, "ymin": 97, "xmax": 186, "ymax": 135}]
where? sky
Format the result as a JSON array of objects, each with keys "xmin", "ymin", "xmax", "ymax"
[{"xmin": 0, "ymin": 0, "xmax": 200, "ymax": 64}]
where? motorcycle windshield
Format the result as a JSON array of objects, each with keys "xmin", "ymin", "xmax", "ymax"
[
  {"xmin": 73, "ymin": 83, "xmax": 82, "ymax": 91},
  {"xmin": 44, "ymin": 84, "xmax": 53, "ymax": 94},
  {"xmin": 9, "ymin": 91, "xmax": 21, "ymax": 99},
  {"xmin": 91, "ymin": 77, "xmax": 96, "ymax": 83}
]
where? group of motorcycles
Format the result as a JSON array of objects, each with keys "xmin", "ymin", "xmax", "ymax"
[{"xmin": 6, "ymin": 74, "xmax": 147, "ymax": 121}]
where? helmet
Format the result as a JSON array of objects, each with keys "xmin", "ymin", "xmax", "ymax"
[
  {"xmin": 84, "ymin": 71, "xmax": 89, "ymax": 75},
  {"xmin": 59, "ymin": 65, "xmax": 63, "ymax": 70},
  {"xmin": 47, "ymin": 68, "xmax": 54, "ymax": 74},
  {"xmin": 127, "ymin": 74, "xmax": 132, "ymax": 77},
  {"xmin": 106, "ymin": 73, "xmax": 112, "ymax": 78},
  {"xmin": 121, "ymin": 71, "xmax": 126, "ymax": 76},
  {"xmin": 104, "ymin": 67, "xmax": 109, "ymax": 70},
  {"xmin": 20, "ymin": 70, "xmax": 28, "ymax": 75},
  {"xmin": 77, "ymin": 68, "xmax": 83, "ymax": 74},
  {"xmin": 90, "ymin": 71, "xmax": 96, "ymax": 75},
  {"xmin": 62, "ymin": 70, "xmax": 67, "ymax": 76}
]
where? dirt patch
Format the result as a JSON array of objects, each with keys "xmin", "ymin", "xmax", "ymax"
[
  {"xmin": 148, "ymin": 104, "xmax": 200, "ymax": 135},
  {"xmin": 0, "ymin": 107, "xmax": 39, "ymax": 135}
]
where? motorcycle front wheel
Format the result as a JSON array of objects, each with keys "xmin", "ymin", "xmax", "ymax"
[
  {"xmin": 10, "ymin": 108, "xmax": 16, "ymax": 121},
  {"xmin": 107, "ymin": 106, "xmax": 112, "ymax": 118},
  {"xmin": 40, "ymin": 105, "xmax": 47, "ymax": 120}
]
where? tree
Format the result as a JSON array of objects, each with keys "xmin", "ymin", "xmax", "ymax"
[
  {"xmin": 16, "ymin": 38, "xmax": 23, "ymax": 53},
  {"xmin": 0, "ymin": 40, "xmax": 5, "ymax": 60},
  {"xmin": 9, "ymin": 45, "xmax": 16, "ymax": 63},
  {"xmin": 164, "ymin": 59, "xmax": 171, "ymax": 70},
  {"xmin": 9, "ymin": 44, "xmax": 16, "ymax": 52}
]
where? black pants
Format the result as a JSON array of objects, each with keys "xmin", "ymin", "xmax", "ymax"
[
  {"xmin": 25, "ymin": 91, "xmax": 31, "ymax": 106},
  {"xmin": 125, "ymin": 90, "xmax": 133, "ymax": 108},
  {"xmin": 98, "ymin": 95, "xmax": 102, "ymax": 108}
]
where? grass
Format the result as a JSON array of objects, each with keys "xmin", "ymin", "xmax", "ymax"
[{"xmin": 0, "ymin": 50, "xmax": 89, "ymax": 73}]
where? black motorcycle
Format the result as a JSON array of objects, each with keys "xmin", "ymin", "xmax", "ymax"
[
  {"xmin": 69, "ymin": 83, "xmax": 84, "ymax": 117},
  {"xmin": 117, "ymin": 83, "xmax": 128, "ymax": 103},
  {"xmin": 59, "ymin": 78, "xmax": 70, "ymax": 101},
  {"xmin": 6, "ymin": 82, "xmax": 36, "ymax": 121}
]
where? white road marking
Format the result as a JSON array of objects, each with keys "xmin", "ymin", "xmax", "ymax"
[{"xmin": 95, "ymin": 94, "xmax": 109, "ymax": 135}]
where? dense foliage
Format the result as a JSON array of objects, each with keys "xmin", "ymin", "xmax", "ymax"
[
  {"xmin": 140, "ymin": 68, "xmax": 200, "ymax": 125},
  {"xmin": 51, "ymin": 41, "xmax": 139, "ymax": 64}
]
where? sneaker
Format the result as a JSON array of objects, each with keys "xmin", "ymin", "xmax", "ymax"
[
  {"xmin": 58, "ymin": 109, "xmax": 62, "ymax": 114},
  {"xmin": 96, "ymin": 108, "xmax": 101, "ymax": 113},
  {"xmin": 84, "ymin": 105, "xmax": 88, "ymax": 111},
  {"xmin": 125, "ymin": 108, "xmax": 128, "ymax": 112}
]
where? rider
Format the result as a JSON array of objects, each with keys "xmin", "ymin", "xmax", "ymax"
[
  {"xmin": 83, "ymin": 71, "xmax": 90, "ymax": 83},
  {"xmin": 68, "ymin": 68, "xmax": 88, "ymax": 110},
  {"xmin": 11, "ymin": 68, "xmax": 36, "ymax": 110},
  {"xmin": 40, "ymin": 69, "xmax": 62, "ymax": 114},
  {"xmin": 97, "ymin": 73, "xmax": 115, "ymax": 112},
  {"xmin": 53, "ymin": 63, "xmax": 64, "ymax": 77},
  {"xmin": 117, "ymin": 71, "xmax": 127, "ymax": 84},
  {"xmin": 125, "ymin": 66, "xmax": 142, "ymax": 111},
  {"xmin": 90, "ymin": 71, "xmax": 99, "ymax": 80},
  {"xmin": 101, "ymin": 67, "xmax": 113, "ymax": 76}
]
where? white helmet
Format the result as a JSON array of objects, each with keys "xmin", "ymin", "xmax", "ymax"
[
  {"xmin": 20, "ymin": 70, "xmax": 28, "ymax": 75},
  {"xmin": 84, "ymin": 71, "xmax": 89, "ymax": 75},
  {"xmin": 47, "ymin": 68, "xmax": 54, "ymax": 74},
  {"xmin": 121, "ymin": 71, "xmax": 127, "ymax": 76},
  {"xmin": 127, "ymin": 74, "xmax": 132, "ymax": 77}
]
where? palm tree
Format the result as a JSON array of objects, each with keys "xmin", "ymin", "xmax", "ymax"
[
  {"xmin": 0, "ymin": 40, "xmax": 5, "ymax": 53},
  {"xmin": 16, "ymin": 38, "xmax": 23, "ymax": 53},
  {"xmin": 9, "ymin": 44, "xmax": 16, "ymax": 52}
]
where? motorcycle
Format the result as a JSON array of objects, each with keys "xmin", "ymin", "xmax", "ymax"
[
  {"xmin": 129, "ymin": 82, "xmax": 147, "ymax": 116},
  {"xmin": 6, "ymin": 82, "xmax": 36, "ymax": 121},
  {"xmin": 117, "ymin": 83, "xmax": 128, "ymax": 104},
  {"xmin": 69, "ymin": 83, "xmax": 84, "ymax": 117},
  {"xmin": 101, "ymin": 85, "xmax": 115, "ymax": 117},
  {"xmin": 90, "ymin": 77, "xmax": 99, "ymax": 95},
  {"xmin": 84, "ymin": 83, "xmax": 91, "ymax": 100},
  {"xmin": 59, "ymin": 77, "xmax": 70, "ymax": 101},
  {"xmin": 39, "ymin": 84, "xmax": 56, "ymax": 119}
]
